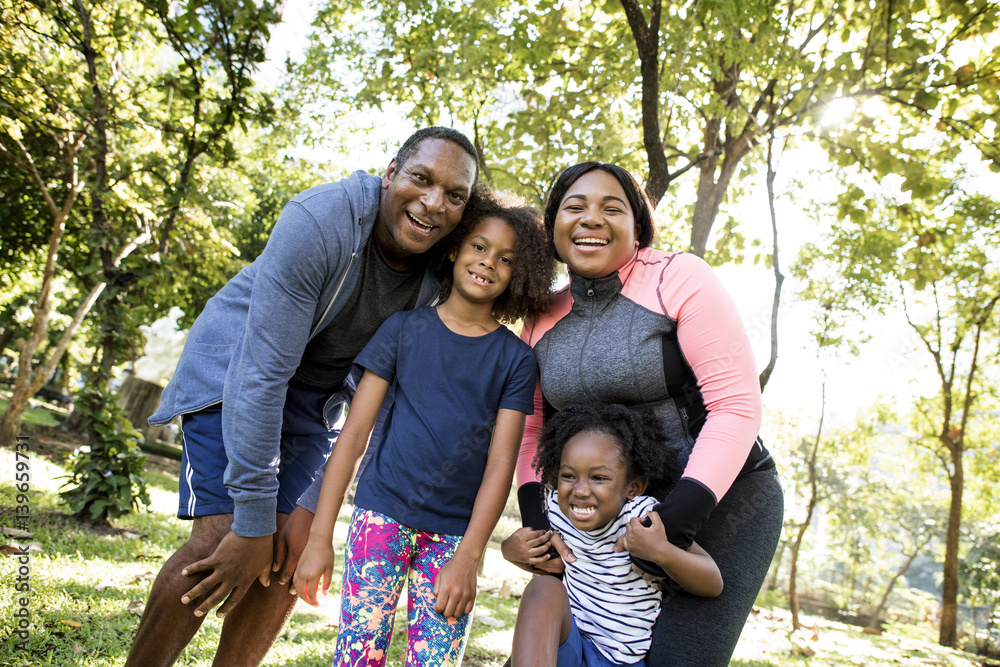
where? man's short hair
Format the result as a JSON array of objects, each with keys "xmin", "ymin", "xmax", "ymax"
[{"xmin": 395, "ymin": 127, "xmax": 479, "ymax": 185}]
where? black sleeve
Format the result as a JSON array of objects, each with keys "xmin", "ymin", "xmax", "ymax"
[
  {"xmin": 517, "ymin": 481, "xmax": 551, "ymax": 530},
  {"xmin": 630, "ymin": 477, "xmax": 717, "ymax": 577}
]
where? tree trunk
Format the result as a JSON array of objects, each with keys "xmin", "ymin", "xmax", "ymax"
[
  {"xmin": 0, "ymin": 207, "xmax": 69, "ymax": 447},
  {"xmin": 939, "ymin": 457, "xmax": 964, "ymax": 646},
  {"xmin": 0, "ymin": 382, "xmax": 34, "ymax": 446},
  {"xmin": 0, "ymin": 281, "xmax": 107, "ymax": 447},
  {"xmin": 788, "ymin": 502, "xmax": 814, "ymax": 630},
  {"xmin": 116, "ymin": 374, "xmax": 167, "ymax": 443},
  {"xmin": 759, "ymin": 131, "xmax": 784, "ymax": 392}
]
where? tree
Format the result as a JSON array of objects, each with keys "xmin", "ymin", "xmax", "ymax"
[
  {"xmin": 0, "ymin": 0, "xmax": 282, "ymax": 447},
  {"xmin": 781, "ymin": 302, "xmax": 873, "ymax": 629},
  {"xmin": 299, "ymin": 0, "xmax": 1000, "ymax": 245},
  {"xmin": 796, "ymin": 172, "xmax": 1000, "ymax": 646},
  {"xmin": 0, "ymin": 0, "xmax": 129, "ymax": 446},
  {"xmin": 297, "ymin": 0, "xmax": 1000, "ymax": 399}
]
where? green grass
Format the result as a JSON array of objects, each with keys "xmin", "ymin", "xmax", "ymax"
[
  {"xmin": 0, "ymin": 448, "xmax": 525, "ymax": 666},
  {"xmin": 0, "ymin": 442, "xmax": 986, "ymax": 667}
]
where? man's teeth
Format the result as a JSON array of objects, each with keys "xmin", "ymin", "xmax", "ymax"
[
  {"xmin": 575, "ymin": 237, "xmax": 608, "ymax": 246},
  {"xmin": 408, "ymin": 212, "xmax": 433, "ymax": 230}
]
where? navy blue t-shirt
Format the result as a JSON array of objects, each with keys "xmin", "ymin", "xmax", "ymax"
[{"xmin": 352, "ymin": 306, "xmax": 536, "ymax": 535}]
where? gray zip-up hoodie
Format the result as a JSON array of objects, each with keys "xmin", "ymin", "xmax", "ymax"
[{"xmin": 150, "ymin": 170, "xmax": 443, "ymax": 536}]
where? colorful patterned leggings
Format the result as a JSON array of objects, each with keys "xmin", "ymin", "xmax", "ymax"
[{"xmin": 334, "ymin": 508, "xmax": 472, "ymax": 666}]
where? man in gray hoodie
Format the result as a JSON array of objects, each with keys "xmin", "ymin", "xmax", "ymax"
[{"xmin": 126, "ymin": 127, "xmax": 479, "ymax": 666}]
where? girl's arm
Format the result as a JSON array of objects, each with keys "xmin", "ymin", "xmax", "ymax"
[
  {"xmin": 623, "ymin": 512, "xmax": 723, "ymax": 598},
  {"xmin": 433, "ymin": 408, "xmax": 526, "ymax": 618},
  {"xmin": 291, "ymin": 369, "xmax": 390, "ymax": 606}
]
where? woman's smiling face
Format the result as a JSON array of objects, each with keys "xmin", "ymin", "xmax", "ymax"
[{"xmin": 552, "ymin": 169, "xmax": 639, "ymax": 279}]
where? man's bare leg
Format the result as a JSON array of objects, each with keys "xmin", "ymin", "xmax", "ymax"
[
  {"xmin": 212, "ymin": 512, "xmax": 300, "ymax": 666},
  {"xmin": 125, "ymin": 514, "xmax": 234, "ymax": 667}
]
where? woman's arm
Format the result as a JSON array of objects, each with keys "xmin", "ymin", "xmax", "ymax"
[
  {"xmin": 433, "ymin": 408, "xmax": 525, "ymax": 618},
  {"xmin": 657, "ymin": 252, "xmax": 762, "ymax": 504},
  {"xmin": 291, "ymin": 369, "xmax": 389, "ymax": 606}
]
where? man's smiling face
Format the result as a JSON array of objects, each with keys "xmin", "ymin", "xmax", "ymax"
[{"xmin": 375, "ymin": 138, "xmax": 477, "ymax": 268}]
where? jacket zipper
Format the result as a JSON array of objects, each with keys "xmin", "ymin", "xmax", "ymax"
[
  {"xmin": 578, "ymin": 285, "xmax": 598, "ymax": 397},
  {"xmin": 316, "ymin": 251, "xmax": 357, "ymax": 430}
]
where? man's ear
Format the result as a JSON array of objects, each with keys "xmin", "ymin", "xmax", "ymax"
[
  {"xmin": 627, "ymin": 476, "xmax": 647, "ymax": 500},
  {"xmin": 382, "ymin": 159, "xmax": 398, "ymax": 189}
]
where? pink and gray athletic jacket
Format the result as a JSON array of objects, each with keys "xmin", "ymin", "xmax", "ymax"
[{"xmin": 517, "ymin": 248, "xmax": 773, "ymax": 546}]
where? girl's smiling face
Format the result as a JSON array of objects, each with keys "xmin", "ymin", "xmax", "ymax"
[
  {"xmin": 448, "ymin": 216, "xmax": 516, "ymax": 306},
  {"xmin": 552, "ymin": 169, "xmax": 639, "ymax": 279},
  {"xmin": 556, "ymin": 430, "xmax": 646, "ymax": 531}
]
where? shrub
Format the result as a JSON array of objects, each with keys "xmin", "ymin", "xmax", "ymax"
[{"xmin": 59, "ymin": 383, "xmax": 151, "ymax": 522}]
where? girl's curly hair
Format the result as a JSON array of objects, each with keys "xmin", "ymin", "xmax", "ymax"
[
  {"xmin": 435, "ymin": 186, "xmax": 555, "ymax": 323},
  {"xmin": 533, "ymin": 402, "xmax": 683, "ymax": 500}
]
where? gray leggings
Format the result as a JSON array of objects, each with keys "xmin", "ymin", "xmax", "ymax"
[{"xmin": 646, "ymin": 466, "xmax": 784, "ymax": 666}]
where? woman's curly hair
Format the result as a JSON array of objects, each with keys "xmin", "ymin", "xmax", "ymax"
[
  {"xmin": 533, "ymin": 402, "xmax": 683, "ymax": 500},
  {"xmin": 436, "ymin": 186, "xmax": 555, "ymax": 323}
]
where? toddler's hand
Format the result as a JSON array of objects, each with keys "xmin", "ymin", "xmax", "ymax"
[{"xmin": 622, "ymin": 511, "xmax": 670, "ymax": 564}]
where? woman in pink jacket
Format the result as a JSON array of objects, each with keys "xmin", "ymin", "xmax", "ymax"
[{"xmin": 511, "ymin": 162, "xmax": 783, "ymax": 666}]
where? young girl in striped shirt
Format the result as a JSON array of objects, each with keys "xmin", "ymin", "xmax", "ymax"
[{"xmin": 502, "ymin": 403, "xmax": 723, "ymax": 666}]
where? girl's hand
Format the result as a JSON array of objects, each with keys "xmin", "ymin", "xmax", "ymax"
[
  {"xmin": 290, "ymin": 537, "xmax": 335, "ymax": 607},
  {"xmin": 432, "ymin": 551, "xmax": 478, "ymax": 618},
  {"xmin": 621, "ymin": 511, "xmax": 671, "ymax": 564}
]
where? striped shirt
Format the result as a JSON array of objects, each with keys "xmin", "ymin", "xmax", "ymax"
[{"xmin": 548, "ymin": 490, "xmax": 662, "ymax": 664}]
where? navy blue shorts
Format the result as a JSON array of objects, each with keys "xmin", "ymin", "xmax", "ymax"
[
  {"xmin": 177, "ymin": 385, "xmax": 334, "ymax": 519},
  {"xmin": 557, "ymin": 617, "xmax": 645, "ymax": 667}
]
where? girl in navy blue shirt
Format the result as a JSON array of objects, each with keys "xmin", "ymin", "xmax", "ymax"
[{"xmin": 294, "ymin": 187, "xmax": 554, "ymax": 667}]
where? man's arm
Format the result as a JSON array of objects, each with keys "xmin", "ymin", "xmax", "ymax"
[
  {"xmin": 433, "ymin": 409, "xmax": 525, "ymax": 618},
  {"xmin": 224, "ymin": 191, "xmax": 358, "ymax": 539}
]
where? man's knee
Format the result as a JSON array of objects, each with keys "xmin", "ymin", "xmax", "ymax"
[{"xmin": 185, "ymin": 514, "xmax": 234, "ymax": 558}]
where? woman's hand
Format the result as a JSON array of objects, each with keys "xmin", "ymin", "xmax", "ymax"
[
  {"xmin": 501, "ymin": 527, "xmax": 573, "ymax": 574},
  {"xmin": 432, "ymin": 551, "xmax": 478, "ymax": 618},
  {"xmin": 501, "ymin": 527, "xmax": 552, "ymax": 564},
  {"xmin": 290, "ymin": 537, "xmax": 335, "ymax": 607}
]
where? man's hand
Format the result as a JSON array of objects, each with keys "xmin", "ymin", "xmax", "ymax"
[
  {"xmin": 180, "ymin": 531, "xmax": 272, "ymax": 618},
  {"xmin": 291, "ymin": 536, "xmax": 335, "ymax": 607},
  {"xmin": 272, "ymin": 506, "xmax": 315, "ymax": 586},
  {"xmin": 432, "ymin": 551, "xmax": 478, "ymax": 619}
]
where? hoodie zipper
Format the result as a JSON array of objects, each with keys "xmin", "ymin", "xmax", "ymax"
[{"xmin": 316, "ymin": 250, "xmax": 357, "ymax": 430}]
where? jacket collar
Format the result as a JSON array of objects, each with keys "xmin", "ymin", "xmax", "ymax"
[{"xmin": 567, "ymin": 248, "xmax": 639, "ymax": 311}]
